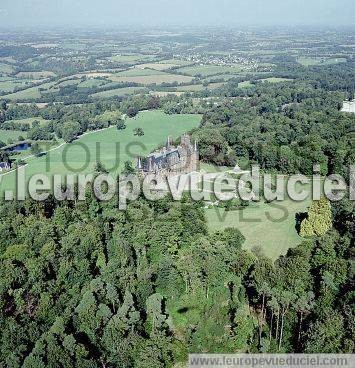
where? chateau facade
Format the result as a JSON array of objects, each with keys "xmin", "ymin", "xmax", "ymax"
[{"xmin": 137, "ymin": 134, "xmax": 199, "ymax": 177}]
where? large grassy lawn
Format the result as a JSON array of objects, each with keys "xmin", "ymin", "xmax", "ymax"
[
  {"xmin": 0, "ymin": 129, "xmax": 27, "ymax": 143},
  {"xmin": 205, "ymin": 176, "xmax": 313, "ymax": 260},
  {"xmin": 7, "ymin": 117, "xmax": 50, "ymax": 127},
  {"xmin": 0, "ymin": 110, "xmax": 202, "ymax": 194}
]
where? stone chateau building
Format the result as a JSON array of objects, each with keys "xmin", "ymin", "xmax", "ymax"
[{"xmin": 137, "ymin": 134, "xmax": 199, "ymax": 177}]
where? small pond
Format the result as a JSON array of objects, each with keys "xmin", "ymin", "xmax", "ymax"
[{"xmin": 5, "ymin": 142, "xmax": 31, "ymax": 152}]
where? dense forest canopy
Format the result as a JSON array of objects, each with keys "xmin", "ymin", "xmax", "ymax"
[
  {"xmin": 0, "ymin": 27, "xmax": 354, "ymax": 367},
  {"xmin": 0, "ymin": 191, "xmax": 353, "ymax": 367}
]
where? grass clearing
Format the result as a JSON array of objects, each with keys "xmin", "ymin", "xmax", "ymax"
[
  {"xmin": 297, "ymin": 57, "xmax": 347, "ymax": 66},
  {"xmin": 91, "ymin": 86, "xmax": 148, "ymax": 98},
  {"xmin": 2, "ymin": 81, "xmax": 58, "ymax": 101},
  {"xmin": 150, "ymin": 91, "xmax": 185, "ymax": 97},
  {"xmin": 114, "ymin": 68, "xmax": 166, "ymax": 77},
  {"xmin": 0, "ymin": 80, "xmax": 33, "ymax": 93},
  {"xmin": 0, "ymin": 64, "xmax": 15, "ymax": 74},
  {"xmin": 0, "ymin": 129, "xmax": 27, "ymax": 143},
  {"xmin": 7, "ymin": 117, "xmax": 50, "ymax": 127},
  {"xmin": 261, "ymin": 77, "xmax": 293, "ymax": 83},
  {"xmin": 160, "ymin": 59, "xmax": 191, "ymax": 66},
  {"xmin": 108, "ymin": 54, "xmax": 150, "ymax": 63},
  {"xmin": 238, "ymin": 78, "xmax": 293, "ymax": 88},
  {"xmin": 176, "ymin": 64, "xmax": 244, "ymax": 77},
  {"xmin": 0, "ymin": 110, "xmax": 202, "ymax": 195},
  {"xmin": 341, "ymin": 100, "xmax": 355, "ymax": 113},
  {"xmin": 56, "ymin": 79, "xmax": 80, "ymax": 87},
  {"xmin": 109, "ymin": 72, "xmax": 193, "ymax": 85},
  {"xmin": 70, "ymin": 72, "xmax": 114, "ymax": 79},
  {"xmin": 203, "ymin": 74, "xmax": 240, "ymax": 83},
  {"xmin": 238, "ymin": 80, "xmax": 253, "ymax": 88},
  {"xmin": 16, "ymin": 71, "xmax": 57, "ymax": 79},
  {"xmin": 205, "ymin": 176, "xmax": 312, "ymax": 260},
  {"xmin": 175, "ymin": 82, "xmax": 224, "ymax": 92},
  {"xmin": 78, "ymin": 79, "xmax": 108, "ymax": 88},
  {"xmin": 135, "ymin": 63, "xmax": 179, "ymax": 71}
]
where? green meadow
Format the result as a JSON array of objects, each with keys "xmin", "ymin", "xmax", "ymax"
[
  {"xmin": 91, "ymin": 86, "xmax": 148, "ymax": 98},
  {"xmin": 77, "ymin": 78, "xmax": 108, "ymax": 88},
  {"xmin": 205, "ymin": 177, "xmax": 313, "ymax": 260},
  {"xmin": 7, "ymin": 117, "xmax": 50, "ymax": 127},
  {"xmin": 238, "ymin": 77, "xmax": 293, "ymax": 88},
  {"xmin": 0, "ymin": 80, "xmax": 33, "ymax": 93},
  {"xmin": 0, "ymin": 129, "xmax": 27, "ymax": 143},
  {"xmin": 2, "ymin": 81, "xmax": 58, "ymax": 101},
  {"xmin": 177, "ymin": 64, "xmax": 244, "ymax": 77},
  {"xmin": 0, "ymin": 63, "xmax": 15, "ymax": 74},
  {"xmin": 297, "ymin": 56, "xmax": 347, "ymax": 66},
  {"xmin": 0, "ymin": 110, "xmax": 201, "ymax": 195},
  {"xmin": 108, "ymin": 54, "xmax": 150, "ymax": 63}
]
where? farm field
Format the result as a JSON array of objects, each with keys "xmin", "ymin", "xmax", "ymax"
[
  {"xmin": 297, "ymin": 56, "xmax": 347, "ymax": 66},
  {"xmin": 56, "ymin": 79, "xmax": 81, "ymax": 87},
  {"xmin": 176, "ymin": 64, "xmax": 245, "ymax": 77},
  {"xmin": 202, "ymin": 74, "xmax": 240, "ymax": 83},
  {"xmin": 91, "ymin": 86, "xmax": 148, "ymax": 98},
  {"xmin": 16, "ymin": 71, "xmax": 57, "ymax": 78},
  {"xmin": 238, "ymin": 77, "xmax": 293, "ymax": 88},
  {"xmin": 0, "ymin": 79, "xmax": 33, "ymax": 93},
  {"xmin": 109, "ymin": 72, "xmax": 193, "ymax": 85},
  {"xmin": 113, "ymin": 68, "xmax": 166, "ymax": 77},
  {"xmin": 108, "ymin": 54, "xmax": 151, "ymax": 63},
  {"xmin": 160, "ymin": 59, "xmax": 191, "ymax": 66},
  {"xmin": 0, "ymin": 63, "xmax": 15, "ymax": 74},
  {"xmin": 2, "ymin": 81, "xmax": 58, "ymax": 101},
  {"xmin": 176, "ymin": 82, "xmax": 224, "ymax": 92},
  {"xmin": 0, "ymin": 111, "xmax": 202, "ymax": 195},
  {"xmin": 77, "ymin": 78, "xmax": 108, "ymax": 88},
  {"xmin": 261, "ymin": 77, "xmax": 293, "ymax": 83}
]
